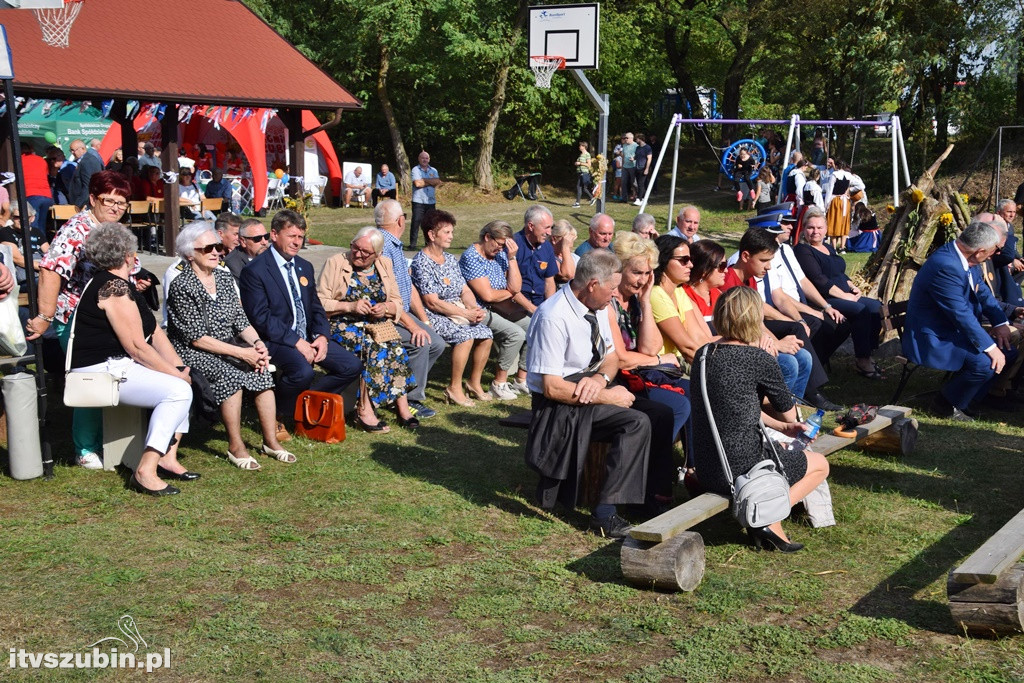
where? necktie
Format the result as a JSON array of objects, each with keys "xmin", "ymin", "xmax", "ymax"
[
  {"xmin": 284, "ymin": 261, "xmax": 307, "ymax": 338},
  {"xmin": 583, "ymin": 312, "xmax": 605, "ymax": 367},
  {"xmin": 778, "ymin": 249, "xmax": 807, "ymax": 303},
  {"xmin": 751, "ymin": 273, "xmax": 774, "ymax": 308}
]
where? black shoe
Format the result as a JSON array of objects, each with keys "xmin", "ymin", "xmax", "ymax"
[
  {"xmin": 929, "ymin": 394, "xmax": 976, "ymax": 421},
  {"xmin": 747, "ymin": 526, "xmax": 804, "ymax": 553},
  {"xmin": 396, "ymin": 415, "xmax": 420, "ymax": 430},
  {"xmin": 156, "ymin": 466, "xmax": 201, "ymax": 481},
  {"xmin": 128, "ymin": 474, "xmax": 180, "ymax": 497},
  {"xmin": 589, "ymin": 513, "xmax": 632, "ymax": 539},
  {"xmin": 806, "ymin": 390, "xmax": 843, "ymax": 412},
  {"xmin": 502, "ymin": 190, "xmax": 515, "ymax": 200}
]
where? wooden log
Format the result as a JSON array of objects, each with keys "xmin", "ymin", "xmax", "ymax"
[
  {"xmin": 949, "ymin": 564, "xmax": 1024, "ymax": 604},
  {"xmin": 856, "ymin": 417, "xmax": 919, "ymax": 456},
  {"xmin": 620, "ymin": 531, "xmax": 705, "ymax": 591},
  {"xmin": 949, "ymin": 597, "xmax": 1024, "ymax": 637},
  {"xmin": 580, "ymin": 442, "xmax": 608, "ymax": 508}
]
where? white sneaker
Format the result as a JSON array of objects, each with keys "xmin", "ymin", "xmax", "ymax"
[
  {"xmin": 633, "ymin": 199, "xmax": 643, "ymax": 206},
  {"xmin": 509, "ymin": 378, "xmax": 530, "ymax": 395},
  {"xmin": 77, "ymin": 452, "xmax": 103, "ymax": 470},
  {"xmin": 490, "ymin": 382, "xmax": 518, "ymax": 400},
  {"xmin": 572, "ymin": 202, "xmax": 581, "ymax": 208}
]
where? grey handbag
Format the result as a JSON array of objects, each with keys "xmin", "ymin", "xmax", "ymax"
[
  {"xmin": 63, "ymin": 278, "xmax": 126, "ymax": 408},
  {"xmin": 698, "ymin": 344, "xmax": 791, "ymax": 529}
]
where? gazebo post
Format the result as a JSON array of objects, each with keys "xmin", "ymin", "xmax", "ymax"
[
  {"xmin": 161, "ymin": 103, "xmax": 180, "ymax": 255},
  {"xmin": 282, "ymin": 108, "xmax": 305, "ymax": 199},
  {"xmin": 111, "ymin": 99, "xmax": 138, "ymax": 163}
]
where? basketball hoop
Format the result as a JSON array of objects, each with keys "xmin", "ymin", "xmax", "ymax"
[
  {"xmin": 34, "ymin": 0, "xmax": 83, "ymax": 49},
  {"xmin": 530, "ymin": 55, "xmax": 565, "ymax": 89}
]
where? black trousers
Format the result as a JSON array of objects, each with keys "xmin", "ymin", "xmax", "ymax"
[
  {"xmin": 409, "ymin": 201, "xmax": 434, "ymax": 249},
  {"xmin": 371, "ymin": 188, "xmax": 396, "ymax": 207},
  {"xmin": 765, "ymin": 318, "xmax": 829, "ymax": 391},
  {"xmin": 621, "ymin": 167, "xmax": 637, "ymax": 200}
]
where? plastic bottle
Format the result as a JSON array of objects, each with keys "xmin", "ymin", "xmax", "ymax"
[{"xmin": 793, "ymin": 409, "xmax": 825, "ymax": 449}]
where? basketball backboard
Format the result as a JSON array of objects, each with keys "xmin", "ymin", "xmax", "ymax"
[
  {"xmin": 0, "ymin": 1, "xmax": 65, "ymax": 8},
  {"xmin": 528, "ymin": 3, "xmax": 599, "ymax": 70}
]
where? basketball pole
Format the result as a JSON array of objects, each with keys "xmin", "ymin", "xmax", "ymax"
[
  {"xmin": 568, "ymin": 69, "xmax": 609, "ymax": 213},
  {"xmin": 636, "ymin": 113, "xmax": 679, "ymax": 216}
]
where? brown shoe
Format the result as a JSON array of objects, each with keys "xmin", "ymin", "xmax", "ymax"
[{"xmin": 276, "ymin": 421, "xmax": 292, "ymax": 443}]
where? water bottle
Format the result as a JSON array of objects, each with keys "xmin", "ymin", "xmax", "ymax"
[{"xmin": 793, "ymin": 409, "xmax": 825, "ymax": 449}]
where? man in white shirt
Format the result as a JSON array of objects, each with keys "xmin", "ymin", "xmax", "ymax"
[
  {"xmin": 666, "ymin": 205, "xmax": 701, "ymax": 242},
  {"xmin": 343, "ymin": 166, "xmax": 370, "ymax": 208}
]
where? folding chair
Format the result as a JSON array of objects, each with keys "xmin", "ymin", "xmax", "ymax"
[
  {"xmin": 266, "ymin": 178, "xmax": 285, "ymax": 210},
  {"xmin": 125, "ymin": 200, "xmax": 152, "ymax": 248},
  {"xmin": 48, "ymin": 204, "xmax": 77, "ymax": 237},
  {"xmin": 147, "ymin": 199, "xmax": 165, "ymax": 254},
  {"xmin": 201, "ymin": 197, "xmax": 224, "ymax": 216}
]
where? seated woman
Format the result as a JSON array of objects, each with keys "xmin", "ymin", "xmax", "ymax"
[
  {"xmin": 649, "ymin": 235, "xmax": 717, "ymax": 367},
  {"xmin": 410, "ymin": 209, "xmax": 493, "ymax": 407},
  {"xmin": 608, "ymin": 231, "xmax": 692, "ymax": 489},
  {"xmin": 795, "ymin": 207, "xmax": 883, "ymax": 379},
  {"xmin": 690, "ymin": 286, "xmax": 830, "ymax": 552},
  {"xmin": 138, "ymin": 164, "xmax": 164, "ymax": 201},
  {"xmin": 68, "ymin": 222, "xmax": 194, "ymax": 495},
  {"xmin": 317, "ymin": 226, "xmax": 419, "ymax": 432},
  {"xmin": 1, "ymin": 203, "xmax": 49, "ymax": 287},
  {"xmin": 550, "ymin": 219, "xmax": 578, "ymax": 285},
  {"xmin": 460, "ymin": 220, "xmax": 532, "ymax": 399},
  {"xmin": 166, "ymin": 222, "xmax": 295, "ymax": 470},
  {"xmin": 683, "ymin": 239, "xmax": 727, "ymax": 330},
  {"xmin": 178, "ymin": 168, "xmax": 214, "ymax": 220}
]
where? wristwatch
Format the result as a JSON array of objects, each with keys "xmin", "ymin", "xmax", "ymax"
[{"xmin": 599, "ymin": 372, "xmax": 612, "ymax": 384}]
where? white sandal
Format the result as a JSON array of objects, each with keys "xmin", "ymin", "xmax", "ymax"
[
  {"xmin": 226, "ymin": 450, "xmax": 261, "ymax": 470},
  {"xmin": 262, "ymin": 444, "xmax": 297, "ymax": 464}
]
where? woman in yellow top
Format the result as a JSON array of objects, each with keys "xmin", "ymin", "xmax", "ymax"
[{"xmin": 649, "ymin": 235, "xmax": 717, "ymax": 367}]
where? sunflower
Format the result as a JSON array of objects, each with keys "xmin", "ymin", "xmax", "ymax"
[
  {"xmin": 886, "ymin": 204, "xmax": 896, "ymax": 213},
  {"xmin": 910, "ymin": 187, "xmax": 925, "ymax": 204},
  {"xmin": 938, "ymin": 212, "xmax": 953, "ymax": 226}
]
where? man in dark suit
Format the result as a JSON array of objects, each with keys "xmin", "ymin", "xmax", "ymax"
[
  {"xmin": 239, "ymin": 209, "xmax": 361, "ymax": 429},
  {"xmin": 904, "ymin": 218, "xmax": 1012, "ymax": 421},
  {"xmin": 68, "ymin": 139, "xmax": 104, "ymax": 209}
]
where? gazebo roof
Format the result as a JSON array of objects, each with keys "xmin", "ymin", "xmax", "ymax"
[{"xmin": 0, "ymin": 0, "xmax": 361, "ymax": 110}]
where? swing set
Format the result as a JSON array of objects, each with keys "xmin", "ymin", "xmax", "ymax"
[{"xmin": 636, "ymin": 114, "xmax": 912, "ymax": 228}]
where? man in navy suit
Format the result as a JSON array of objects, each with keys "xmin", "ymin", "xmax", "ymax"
[
  {"xmin": 240, "ymin": 209, "xmax": 361, "ymax": 428},
  {"xmin": 904, "ymin": 219, "xmax": 1012, "ymax": 421},
  {"xmin": 68, "ymin": 139, "xmax": 104, "ymax": 209}
]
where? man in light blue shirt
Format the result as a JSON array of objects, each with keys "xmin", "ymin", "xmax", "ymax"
[
  {"xmin": 372, "ymin": 163, "xmax": 397, "ymax": 207},
  {"xmin": 375, "ymin": 199, "xmax": 446, "ymax": 418},
  {"xmin": 409, "ymin": 151, "xmax": 441, "ymax": 249}
]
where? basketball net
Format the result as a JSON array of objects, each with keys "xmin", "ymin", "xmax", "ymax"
[
  {"xmin": 34, "ymin": 0, "xmax": 83, "ymax": 49},
  {"xmin": 530, "ymin": 56, "xmax": 565, "ymax": 89}
]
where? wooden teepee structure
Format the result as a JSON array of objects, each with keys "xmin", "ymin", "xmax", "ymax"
[{"xmin": 862, "ymin": 145, "xmax": 972, "ymax": 303}]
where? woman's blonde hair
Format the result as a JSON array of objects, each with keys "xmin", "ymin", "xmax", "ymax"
[
  {"xmin": 713, "ymin": 286, "xmax": 763, "ymax": 344},
  {"xmin": 611, "ymin": 230, "xmax": 657, "ymax": 270},
  {"xmin": 551, "ymin": 219, "xmax": 577, "ymax": 243}
]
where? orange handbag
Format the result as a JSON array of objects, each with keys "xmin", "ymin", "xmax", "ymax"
[{"xmin": 293, "ymin": 390, "xmax": 346, "ymax": 443}]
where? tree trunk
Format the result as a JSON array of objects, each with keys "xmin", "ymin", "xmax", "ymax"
[
  {"xmin": 473, "ymin": 62, "xmax": 510, "ymax": 192},
  {"xmin": 1018, "ymin": 26, "xmax": 1024, "ymax": 121},
  {"xmin": 720, "ymin": 41, "xmax": 756, "ymax": 142},
  {"xmin": 663, "ymin": 20, "xmax": 703, "ymax": 120},
  {"xmin": 377, "ymin": 43, "xmax": 411, "ymax": 195}
]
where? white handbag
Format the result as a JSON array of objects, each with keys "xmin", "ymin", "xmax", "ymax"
[{"xmin": 63, "ymin": 278, "xmax": 125, "ymax": 408}]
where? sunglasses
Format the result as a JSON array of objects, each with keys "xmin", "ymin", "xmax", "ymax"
[
  {"xmin": 717, "ymin": 261, "xmax": 729, "ymax": 272},
  {"xmin": 196, "ymin": 243, "xmax": 224, "ymax": 254},
  {"xmin": 671, "ymin": 255, "xmax": 692, "ymax": 265},
  {"xmin": 243, "ymin": 233, "xmax": 269, "ymax": 242}
]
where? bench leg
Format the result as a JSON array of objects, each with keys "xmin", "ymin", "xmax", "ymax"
[
  {"xmin": 948, "ymin": 563, "xmax": 1024, "ymax": 637},
  {"xmin": 890, "ymin": 362, "xmax": 918, "ymax": 404},
  {"xmin": 102, "ymin": 405, "xmax": 147, "ymax": 472},
  {"xmin": 620, "ymin": 531, "xmax": 705, "ymax": 592},
  {"xmin": 857, "ymin": 417, "xmax": 919, "ymax": 456}
]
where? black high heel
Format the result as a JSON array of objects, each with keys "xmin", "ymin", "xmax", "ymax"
[{"xmin": 748, "ymin": 526, "xmax": 804, "ymax": 553}]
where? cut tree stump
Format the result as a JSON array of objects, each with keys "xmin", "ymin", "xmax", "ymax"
[{"xmin": 621, "ymin": 532, "xmax": 705, "ymax": 591}]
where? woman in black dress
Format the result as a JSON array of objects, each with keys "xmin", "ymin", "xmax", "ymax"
[{"xmin": 690, "ymin": 286, "xmax": 830, "ymax": 552}]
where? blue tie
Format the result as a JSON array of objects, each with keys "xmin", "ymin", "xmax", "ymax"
[
  {"xmin": 762, "ymin": 271, "xmax": 775, "ymax": 308},
  {"xmin": 778, "ymin": 249, "xmax": 807, "ymax": 303},
  {"xmin": 284, "ymin": 261, "xmax": 307, "ymax": 338}
]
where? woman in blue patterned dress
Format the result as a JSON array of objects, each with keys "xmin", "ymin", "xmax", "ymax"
[
  {"xmin": 411, "ymin": 210, "xmax": 493, "ymax": 407},
  {"xmin": 318, "ymin": 227, "xmax": 419, "ymax": 432}
]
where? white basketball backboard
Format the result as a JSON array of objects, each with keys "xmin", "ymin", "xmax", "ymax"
[
  {"xmin": 528, "ymin": 3, "xmax": 599, "ymax": 70},
  {"xmin": 0, "ymin": 1, "xmax": 66, "ymax": 8}
]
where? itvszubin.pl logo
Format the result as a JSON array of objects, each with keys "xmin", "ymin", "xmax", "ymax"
[{"xmin": 9, "ymin": 615, "xmax": 171, "ymax": 672}]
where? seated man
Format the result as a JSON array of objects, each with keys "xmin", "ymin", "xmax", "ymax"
[
  {"xmin": 513, "ymin": 205, "xmax": 559, "ymax": 307},
  {"xmin": 666, "ymin": 205, "xmax": 701, "ymax": 242},
  {"xmin": 203, "ymin": 168, "xmax": 233, "ymax": 214},
  {"xmin": 343, "ymin": 166, "xmax": 370, "ymax": 208},
  {"xmin": 525, "ymin": 250, "xmax": 673, "ymax": 538},
  {"xmin": 723, "ymin": 227, "xmax": 841, "ymax": 411},
  {"xmin": 372, "ymin": 164, "xmax": 397, "ymax": 207},
  {"xmin": 905, "ymin": 218, "xmax": 1011, "ymax": 421},
  {"xmin": 239, "ymin": 209, "xmax": 361, "ymax": 430},
  {"xmin": 631, "ymin": 212, "xmax": 659, "ymax": 240},
  {"xmin": 225, "ymin": 218, "xmax": 270, "ymax": 280},
  {"xmin": 574, "ymin": 213, "xmax": 615, "ymax": 257}
]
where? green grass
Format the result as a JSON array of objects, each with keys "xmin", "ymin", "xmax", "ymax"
[{"xmin": 2, "ymin": 174, "xmax": 1024, "ymax": 681}]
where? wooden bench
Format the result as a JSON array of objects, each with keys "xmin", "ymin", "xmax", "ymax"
[
  {"xmin": 620, "ymin": 405, "xmax": 915, "ymax": 591},
  {"xmin": 947, "ymin": 508, "xmax": 1024, "ymax": 636}
]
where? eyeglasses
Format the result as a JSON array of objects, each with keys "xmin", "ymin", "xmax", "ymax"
[
  {"xmin": 671, "ymin": 255, "xmax": 692, "ymax": 265},
  {"xmin": 717, "ymin": 261, "xmax": 729, "ymax": 272},
  {"xmin": 97, "ymin": 197, "xmax": 128, "ymax": 210},
  {"xmin": 243, "ymin": 233, "xmax": 268, "ymax": 242},
  {"xmin": 196, "ymin": 243, "xmax": 224, "ymax": 254},
  {"xmin": 350, "ymin": 246, "xmax": 376, "ymax": 256}
]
